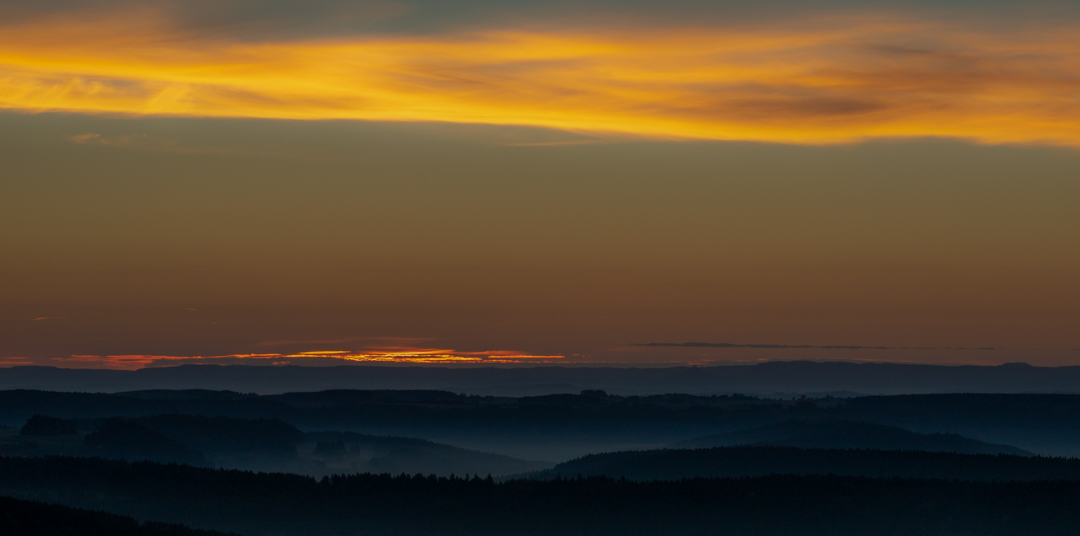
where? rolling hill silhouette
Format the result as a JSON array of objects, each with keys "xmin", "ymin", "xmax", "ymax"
[
  {"xmin": 671, "ymin": 420, "xmax": 1032, "ymax": 455},
  {"xmin": 534, "ymin": 446, "xmax": 1079, "ymax": 482}
]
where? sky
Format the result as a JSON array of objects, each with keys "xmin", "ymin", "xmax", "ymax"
[{"xmin": 1, "ymin": 0, "xmax": 1079, "ymax": 369}]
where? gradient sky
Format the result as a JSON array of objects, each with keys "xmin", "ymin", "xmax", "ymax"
[{"xmin": 2, "ymin": 0, "xmax": 1079, "ymax": 369}]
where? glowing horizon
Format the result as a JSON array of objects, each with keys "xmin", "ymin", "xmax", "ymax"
[
  {"xmin": 3, "ymin": 1, "xmax": 1079, "ymax": 368},
  {"xmin": 3, "ymin": 8, "xmax": 1080, "ymax": 145}
]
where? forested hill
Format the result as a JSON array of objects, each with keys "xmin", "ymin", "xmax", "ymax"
[
  {"xmin": 2, "ymin": 414, "xmax": 549, "ymax": 477},
  {"xmin": 0, "ymin": 494, "xmax": 236, "ymax": 536},
  {"xmin": 2, "ymin": 456, "xmax": 1080, "ymax": 535},
  {"xmin": 534, "ymin": 446, "xmax": 1080, "ymax": 482},
  {"xmin": 671, "ymin": 420, "xmax": 1032, "ymax": 455}
]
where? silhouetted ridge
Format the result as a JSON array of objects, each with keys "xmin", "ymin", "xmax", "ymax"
[
  {"xmin": 118, "ymin": 390, "xmax": 257, "ymax": 401},
  {"xmin": 270, "ymin": 389, "xmax": 472, "ymax": 406}
]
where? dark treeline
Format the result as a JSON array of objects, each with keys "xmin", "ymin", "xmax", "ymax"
[
  {"xmin": 0, "ymin": 494, "xmax": 235, "ymax": 536},
  {"xmin": 3, "ymin": 456, "xmax": 1080, "ymax": 535},
  {"xmin": 533, "ymin": 446, "xmax": 1080, "ymax": 481}
]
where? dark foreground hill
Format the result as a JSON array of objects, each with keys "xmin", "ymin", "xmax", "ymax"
[
  {"xmin": 0, "ymin": 494, "xmax": 235, "ymax": 536},
  {"xmin": 672, "ymin": 420, "xmax": 1032, "ymax": 455},
  {"xmin": 535, "ymin": 446, "xmax": 1080, "ymax": 481},
  {"xmin": 3, "ymin": 456, "xmax": 1080, "ymax": 535}
]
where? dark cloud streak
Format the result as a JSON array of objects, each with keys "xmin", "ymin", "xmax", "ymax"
[{"xmin": 635, "ymin": 342, "xmax": 997, "ymax": 350}]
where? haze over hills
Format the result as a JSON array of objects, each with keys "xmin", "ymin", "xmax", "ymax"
[
  {"xmin": 1, "ymin": 362, "xmax": 1077, "ymax": 396},
  {"xmin": 4, "ymin": 387, "xmax": 1080, "ymax": 534}
]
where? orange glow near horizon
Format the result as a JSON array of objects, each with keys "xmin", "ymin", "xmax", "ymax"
[
  {"xmin": 2, "ymin": 9, "xmax": 1080, "ymax": 145},
  {"xmin": 54, "ymin": 349, "xmax": 566, "ymax": 370}
]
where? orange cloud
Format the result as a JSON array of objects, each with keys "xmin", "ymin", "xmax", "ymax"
[
  {"xmin": 61, "ymin": 348, "xmax": 565, "ymax": 370},
  {"xmin": 2, "ymin": 8, "xmax": 1079, "ymax": 145},
  {"xmin": 0, "ymin": 356, "xmax": 36, "ymax": 366}
]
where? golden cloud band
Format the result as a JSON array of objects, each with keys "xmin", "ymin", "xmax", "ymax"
[
  {"xmin": 56, "ymin": 350, "xmax": 566, "ymax": 370},
  {"xmin": 2, "ymin": 9, "xmax": 1079, "ymax": 145}
]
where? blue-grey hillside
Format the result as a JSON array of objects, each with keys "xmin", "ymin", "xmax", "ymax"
[
  {"xmin": 672, "ymin": 420, "xmax": 1031, "ymax": 455},
  {"xmin": 534, "ymin": 446, "xmax": 1080, "ymax": 482}
]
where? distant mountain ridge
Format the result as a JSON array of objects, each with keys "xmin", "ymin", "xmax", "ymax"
[
  {"xmin": 2, "ymin": 361, "xmax": 1079, "ymax": 396},
  {"xmin": 672, "ymin": 420, "xmax": 1033, "ymax": 456}
]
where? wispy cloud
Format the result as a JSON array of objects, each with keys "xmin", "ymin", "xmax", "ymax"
[
  {"xmin": 254, "ymin": 336, "xmax": 430, "ymax": 348},
  {"xmin": 502, "ymin": 140, "xmax": 610, "ymax": 147},
  {"xmin": 69, "ymin": 132, "xmax": 146, "ymax": 147},
  {"xmin": 2, "ymin": 7, "xmax": 1079, "ymax": 145},
  {"xmin": 635, "ymin": 342, "xmax": 997, "ymax": 351}
]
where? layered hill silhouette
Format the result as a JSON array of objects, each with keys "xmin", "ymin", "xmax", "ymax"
[
  {"xmin": 672, "ymin": 420, "xmax": 1032, "ymax": 455},
  {"xmin": 7, "ymin": 388, "xmax": 1080, "ymax": 458},
  {"xmin": 535, "ymin": 446, "xmax": 1078, "ymax": 481}
]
